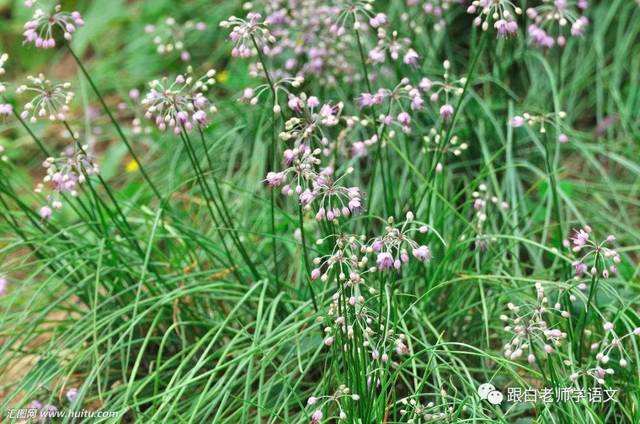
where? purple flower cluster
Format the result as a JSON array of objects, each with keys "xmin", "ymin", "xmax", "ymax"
[
  {"xmin": 527, "ymin": 0, "xmax": 589, "ymax": 48},
  {"xmin": 511, "ymin": 111, "xmax": 570, "ymax": 143},
  {"xmin": 141, "ymin": 69, "xmax": 217, "ymax": 134},
  {"xmin": 220, "ymin": 13, "xmax": 275, "ymax": 58},
  {"xmin": 409, "ymin": 0, "xmax": 461, "ymax": 32},
  {"xmin": 145, "ymin": 17, "xmax": 207, "ymax": 62},
  {"xmin": 467, "ymin": 0, "xmax": 522, "ymax": 37},
  {"xmin": 563, "ymin": 226, "xmax": 621, "ymax": 279},
  {"xmin": 369, "ymin": 26, "xmax": 421, "ymax": 67},
  {"xmin": 16, "ymin": 74, "xmax": 74, "ymax": 122},
  {"xmin": 23, "ymin": 3, "xmax": 84, "ymax": 48},
  {"xmin": 418, "ymin": 60, "xmax": 465, "ymax": 121},
  {"xmin": 501, "ymin": 283, "xmax": 570, "ymax": 363},
  {"xmin": 35, "ymin": 146, "xmax": 99, "ymax": 219},
  {"xmin": 310, "ymin": 234, "xmax": 369, "ymax": 283},
  {"xmin": 259, "ymin": 1, "xmax": 357, "ymax": 85},
  {"xmin": 370, "ymin": 212, "xmax": 436, "ymax": 271}
]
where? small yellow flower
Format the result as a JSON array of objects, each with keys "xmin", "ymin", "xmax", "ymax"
[
  {"xmin": 125, "ymin": 159, "xmax": 139, "ymax": 173},
  {"xmin": 217, "ymin": 70, "xmax": 229, "ymax": 83}
]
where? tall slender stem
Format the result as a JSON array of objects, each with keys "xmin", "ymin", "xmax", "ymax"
[
  {"xmin": 66, "ymin": 45, "xmax": 162, "ymax": 200},
  {"xmin": 178, "ymin": 129, "xmax": 244, "ymax": 280},
  {"xmin": 251, "ymin": 35, "xmax": 281, "ymax": 289},
  {"xmin": 193, "ymin": 128, "xmax": 261, "ymax": 280},
  {"xmin": 417, "ymin": 31, "xmax": 488, "ymax": 213},
  {"xmin": 355, "ymin": 28, "xmax": 391, "ymax": 218},
  {"xmin": 298, "ymin": 204, "xmax": 318, "ymax": 312},
  {"xmin": 577, "ymin": 259, "xmax": 600, "ymax": 364}
]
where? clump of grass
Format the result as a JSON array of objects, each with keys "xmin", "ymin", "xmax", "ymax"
[{"xmin": 0, "ymin": 0, "xmax": 639, "ymax": 422}]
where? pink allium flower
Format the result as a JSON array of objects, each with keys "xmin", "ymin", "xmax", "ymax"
[
  {"xmin": 439, "ymin": 104, "xmax": 454, "ymax": 120},
  {"xmin": 264, "ymin": 171, "xmax": 285, "ymax": 187},
  {"xmin": 571, "ymin": 17, "xmax": 589, "ymax": 36},
  {"xmin": 573, "ymin": 261, "xmax": 588, "ymax": 276},
  {"xmin": 419, "ymin": 77, "xmax": 433, "ymax": 91},
  {"xmin": 147, "ymin": 17, "xmax": 207, "ymax": 62},
  {"xmin": 412, "ymin": 245, "xmax": 432, "ymax": 262},
  {"xmin": 0, "ymin": 104, "xmax": 12, "ymax": 116},
  {"xmin": 311, "ymin": 410, "xmax": 323, "ymax": 423},
  {"xmin": 66, "ymin": 387, "xmax": 78, "ymax": 403},
  {"xmin": 287, "ymin": 95, "xmax": 303, "ymax": 112},
  {"xmin": 16, "ymin": 74, "xmax": 74, "ymax": 122},
  {"xmin": 569, "ymin": 228, "xmax": 590, "ymax": 251},
  {"xmin": 220, "ymin": 13, "xmax": 274, "ymax": 58},
  {"xmin": 527, "ymin": 2, "xmax": 588, "ymax": 48},
  {"xmin": 528, "ymin": 25, "xmax": 555, "ymax": 48},
  {"xmin": 299, "ymin": 189, "xmax": 316, "ymax": 206},
  {"xmin": 310, "ymin": 268, "xmax": 321, "ymax": 280},
  {"xmin": 0, "ymin": 277, "xmax": 7, "ymax": 296},
  {"xmin": 397, "ymin": 111, "xmax": 411, "ymax": 126},
  {"xmin": 23, "ymin": 6, "xmax": 84, "ymax": 48},
  {"xmin": 376, "ymin": 252, "xmax": 394, "ymax": 270},
  {"xmin": 141, "ymin": 69, "xmax": 217, "ymax": 133},
  {"xmin": 403, "ymin": 49, "xmax": 420, "ymax": 66},
  {"xmin": 371, "ymin": 240, "xmax": 383, "ymax": 252},
  {"xmin": 369, "ymin": 13, "xmax": 388, "ymax": 28},
  {"xmin": 494, "ymin": 19, "xmax": 518, "ymax": 37},
  {"xmin": 307, "ymin": 96, "xmax": 320, "ymax": 108},
  {"xmin": 511, "ymin": 116, "xmax": 525, "ymax": 127},
  {"xmin": 39, "ymin": 205, "xmax": 52, "ymax": 219}
]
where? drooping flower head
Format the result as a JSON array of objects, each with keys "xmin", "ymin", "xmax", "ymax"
[
  {"xmin": 369, "ymin": 212, "xmax": 442, "ymax": 271},
  {"xmin": 570, "ymin": 324, "xmax": 640, "ymax": 384},
  {"xmin": 23, "ymin": 3, "xmax": 84, "ymax": 48},
  {"xmin": 280, "ymin": 93, "xmax": 344, "ymax": 146},
  {"xmin": 358, "ymin": 78, "xmax": 426, "ymax": 133},
  {"xmin": 145, "ymin": 17, "xmax": 207, "ymax": 62},
  {"xmin": 305, "ymin": 386, "xmax": 360, "ymax": 424},
  {"xmin": 240, "ymin": 75, "xmax": 304, "ymax": 114},
  {"xmin": 369, "ymin": 30, "xmax": 421, "ymax": 67},
  {"xmin": 419, "ymin": 60, "xmax": 465, "ymax": 122},
  {"xmin": 414, "ymin": 0, "xmax": 460, "ymax": 32},
  {"xmin": 470, "ymin": 183, "xmax": 509, "ymax": 250},
  {"xmin": 421, "ymin": 128, "xmax": 469, "ymax": 171},
  {"xmin": 141, "ymin": 68, "xmax": 217, "ymax": 134},
  {"xmin": 220, "ymin": 13, "xmax": 275, "ymax": 58},
  {"xmin": 265, "ymin": 144, "xmax": 320, "ymax": 190},
  {"xmin": 307, "ymin": 167, "xmax": 364, "ymax": 221},
  {"xmin": 35, "ymin": 144, "xmax": 99, "ymax": 219},
  {"xmin": 500, "ymin": 282, "xmax": 570, "ymax": 364},
  {"xmin": 16, "ymin": 74, "xmax": 74, "ymax": 122},
  {"xmin": 329, "ymin": 0, "xmax": 379, "ymax": 35},
  {"xmin": 311, "ymin": 233, "xmax": 370, "ymax": 283},
  {"xmin": 527, "ymin": 0, "xmax": 589, "ymax": 48},
  {"xmin": 467, "ymin": 0, "xmax": 522, "ymax": 36},
  {"xmin": 510, "ymin": 110, "xmax": 571, "ymax": 143},
  {"xmin": 563, "ymin": 226, "xmax": 621, "ymax": 279}
]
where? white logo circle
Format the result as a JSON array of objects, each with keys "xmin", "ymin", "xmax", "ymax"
[
  {"xmin": 477, "ymin": 383, "xmax": 504, "ymax": 405},
  {"xmin": 487, "ymin": 390, "xmax": 504, "ymax": 405},
  {"xmin": 477, "ymin": 383, "xmax": 495, "ymax": 400}
]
